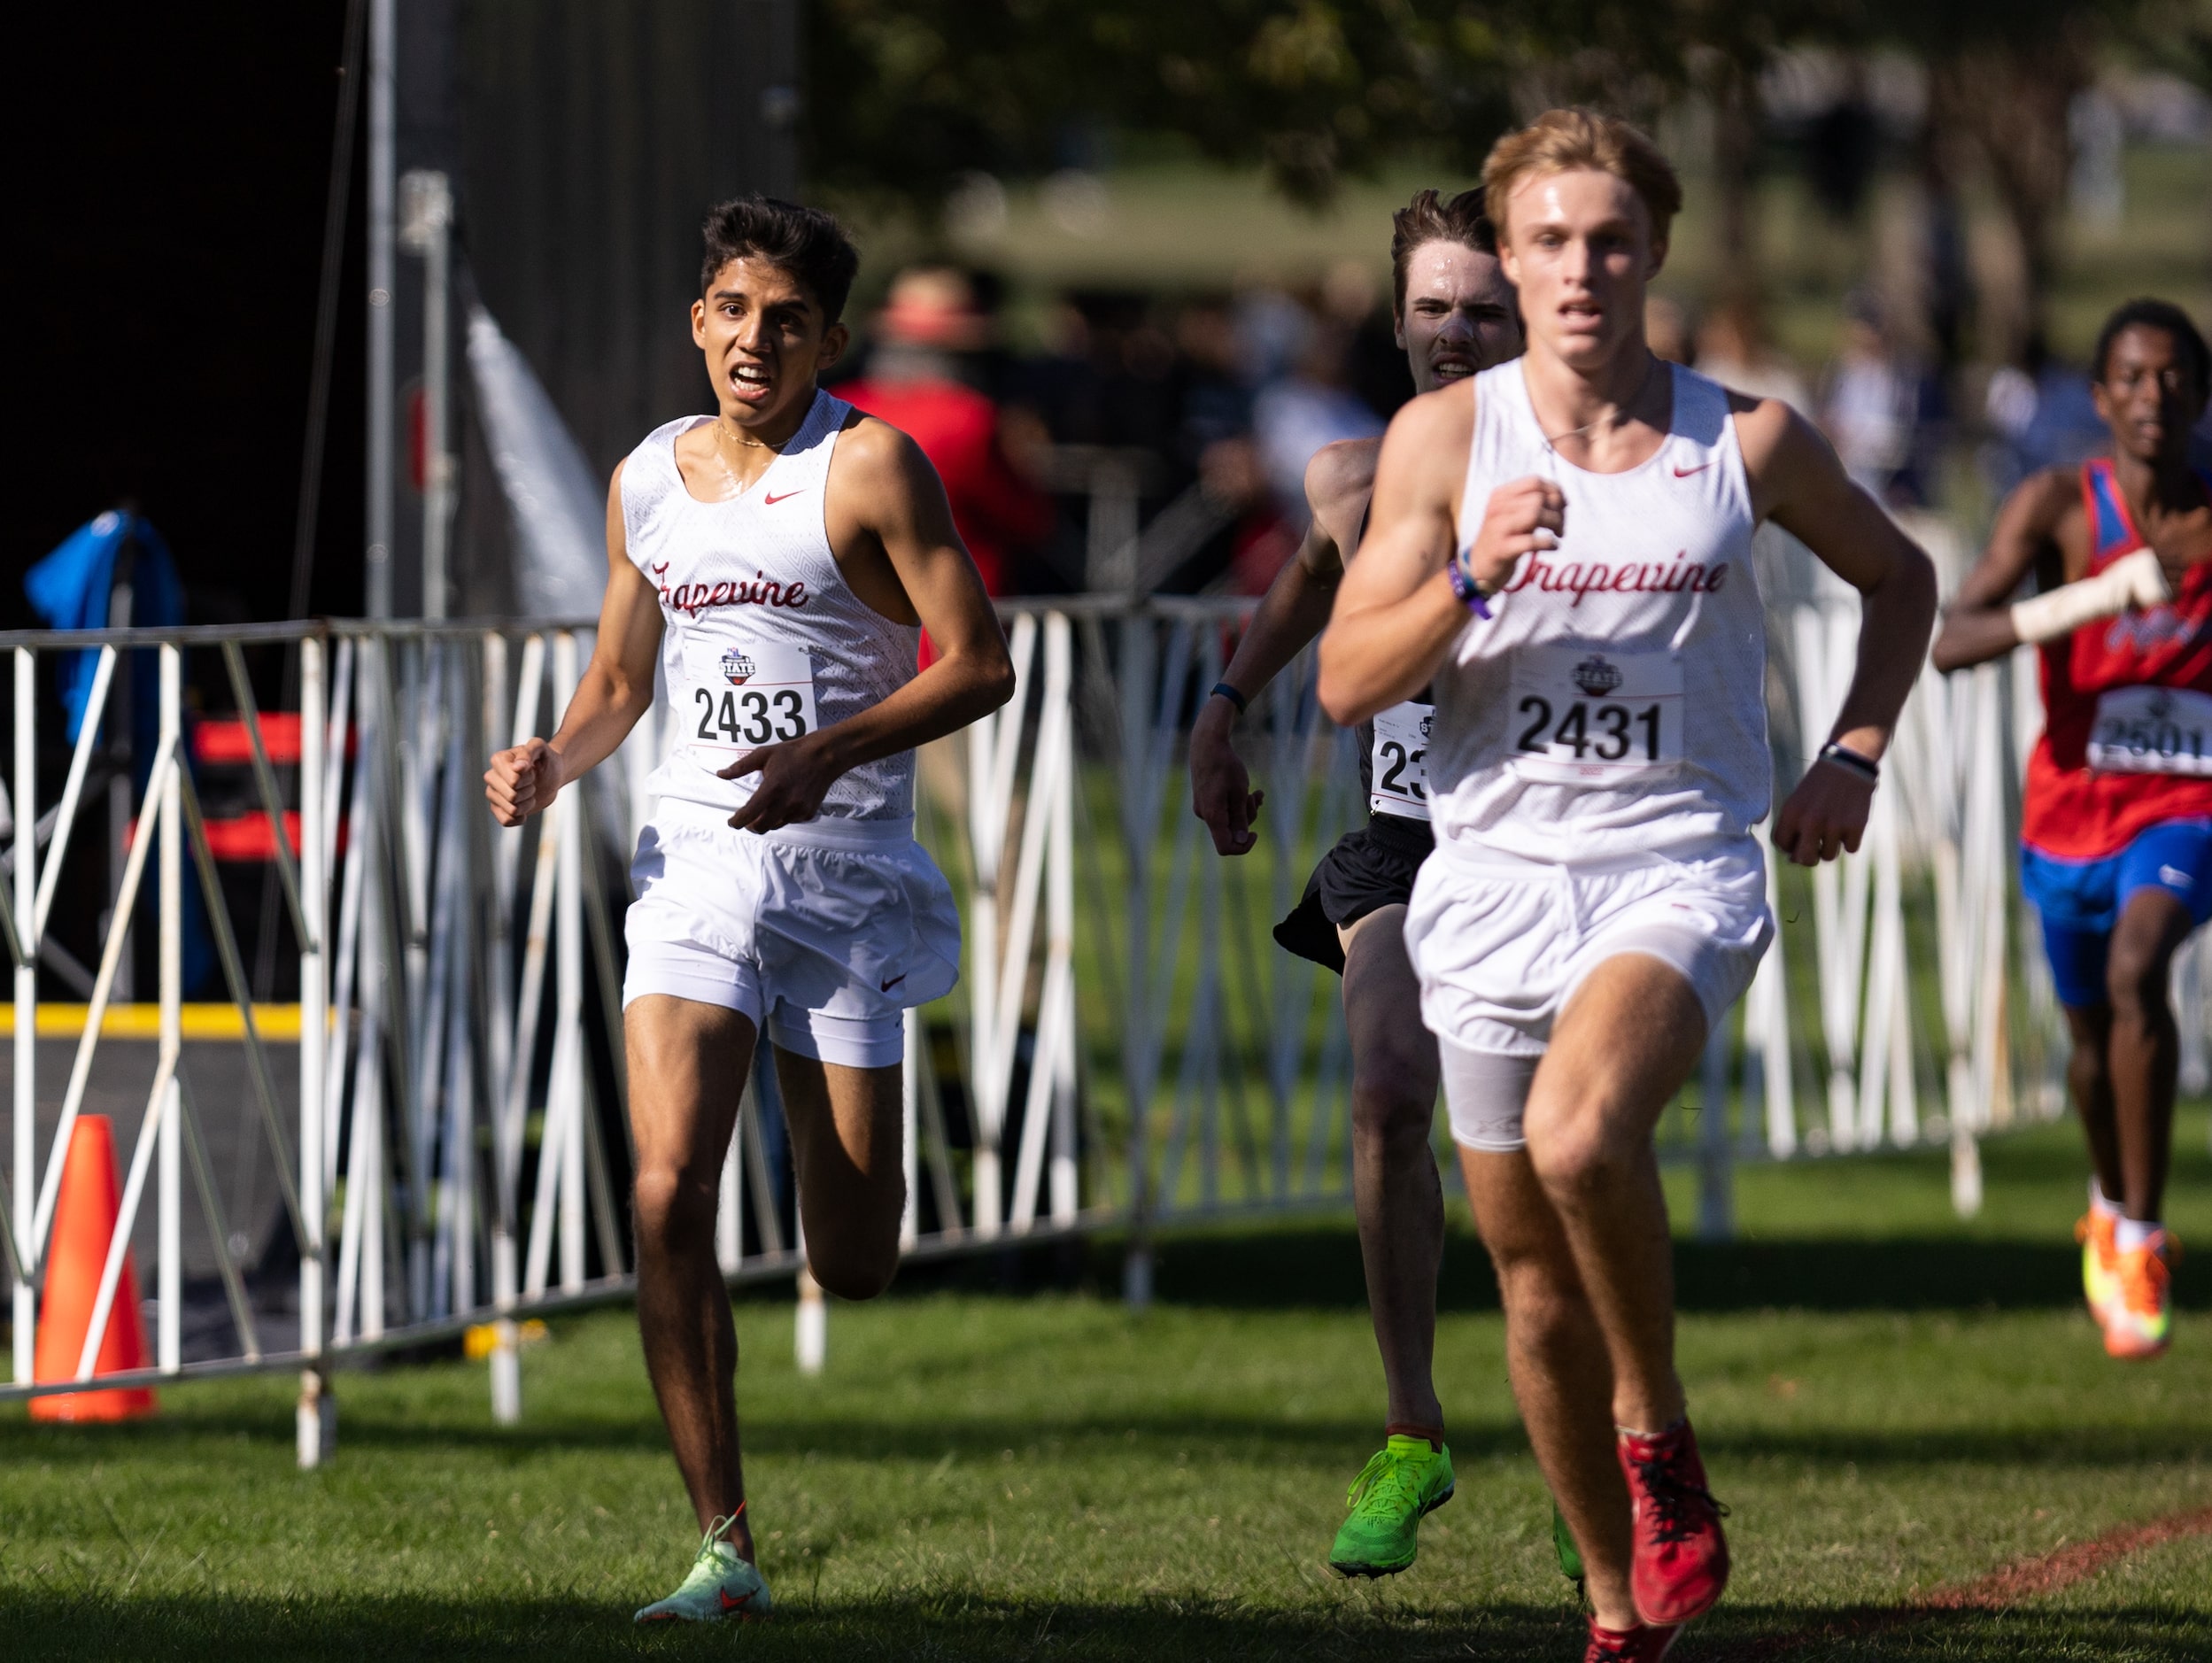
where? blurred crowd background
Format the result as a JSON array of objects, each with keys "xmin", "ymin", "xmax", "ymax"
[
  {"xmin": 816, "ymin": 44, "xmax": 2212, "ymax": 608},
  {"xmin": 5, "ymin": 4, "xmax": 2212, "ymax": 625}
]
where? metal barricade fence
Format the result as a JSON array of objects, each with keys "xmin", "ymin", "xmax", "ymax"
[{"xmin": 2, "ymin": 603, "xmax": 2204, "ymax": 1460}]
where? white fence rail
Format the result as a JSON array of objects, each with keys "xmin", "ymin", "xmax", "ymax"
[{"xmin": 2, "ymin": 596, "xmax": 2205, "ymax": 1460}]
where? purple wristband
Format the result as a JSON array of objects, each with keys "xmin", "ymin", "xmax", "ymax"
[{"xmin": 1448, "ymin": 553, "xmax": 1494, "ymax": 619}]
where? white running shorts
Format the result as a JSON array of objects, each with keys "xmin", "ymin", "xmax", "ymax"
[
  {"xmin": 623, "ymin": 797, "xmax": 961, "ymax": 1069},
  {"xmin": 1404, "ymin": 835, "xmax": 1773, "ymax": 1152}
]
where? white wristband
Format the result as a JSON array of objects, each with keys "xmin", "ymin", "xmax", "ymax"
[{"xmin": 2008, "ymin": 549, "xmax": 2169, "ymax": 646}]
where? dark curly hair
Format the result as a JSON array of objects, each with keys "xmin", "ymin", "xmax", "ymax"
[{"xmin": 700, "ymin": 195, "xmax": 861, "ymax": 325}]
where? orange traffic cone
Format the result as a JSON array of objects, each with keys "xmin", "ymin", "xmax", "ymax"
[{"xmin": 30, "ymin": 1115, "xmax": 156, "ymax": 1421}]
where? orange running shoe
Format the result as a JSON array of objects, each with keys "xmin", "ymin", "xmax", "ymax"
[
  {"xmin": 2103, "ymin": 1230, "xmax": 2177, "ymax": 1361},
  {"xmin": 2076, "ymin": 1210, "xmax": 2120, "ymax": 1325}
]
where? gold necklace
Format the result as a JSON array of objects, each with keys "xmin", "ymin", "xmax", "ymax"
[
  {"xmin": 1538, "ymin": 355, "xmax": 1662, "ymax": 451},
  {"xmin": 716, "ymin": 418, "xmax": 770, "ymax": 452}
]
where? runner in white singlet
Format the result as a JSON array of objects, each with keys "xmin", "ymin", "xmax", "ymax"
[
  {"xmin": 1188, "ymin": 187, "xmax": 1521, "ymax": 1579},
  {"xmin": 484, "ymin": 197, "xmax": 1014, "ymax": 1625},
  {"xmin": 1319, "ymin": 112, "xmax": 1936, "ymax": 1662}
]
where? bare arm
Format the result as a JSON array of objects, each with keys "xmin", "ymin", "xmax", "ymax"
[
  {"xmin": 1743, "ymin": 399, "xmax": 1940, "ymax": 863},
  {"xmin": 1190, "ymin": 443, "xmax": 1363, "ymax": 855},
  {"xmin": 722, "ymin": 418, "xmax": 1016, "ymax": 832},
  {"xmin": 483, "ymin": 463, "xmax": 661, "ymax": 826},
  {"xmin": 1930, "ymin": 471, "xmax": 2073, "ymax": 672},
  {"xmin": 1319, "ymin": 384, "xmax": 1561, "ymax": 725}
]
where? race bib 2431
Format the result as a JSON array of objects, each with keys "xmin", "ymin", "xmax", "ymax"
[{"xmin": 1507, "ymin": 644, "xmax": 1683, "ymax": 785}]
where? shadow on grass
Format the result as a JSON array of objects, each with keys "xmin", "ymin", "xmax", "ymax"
[
  {"xmin": 1018, "ymin": 1230, "xmax": 2198, "ymax": 1315},
  {"xmin": 3, "ymin": 1591, "xmax": 2203, "ymax": 1662},
  {"xmin": 7, "ymin": 1406, "xmax": 2208, "ymax": 1473}
]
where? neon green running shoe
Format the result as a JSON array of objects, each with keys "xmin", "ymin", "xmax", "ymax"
[
  {"xmin": 1328, "ymin": 1435, "xmax": 1455, "ymax": 1577},
  {"xmin": 1553, "ymin": 1501, "xmax": 1586, "ymax": 1588},
  {"xmin": 634, "ymin": 1515, "xmax": 773, "ymax": 1624}
]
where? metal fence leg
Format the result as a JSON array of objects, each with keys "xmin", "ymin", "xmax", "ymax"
[
  {"xmin": 158, "ymin": 645, "xmax": 182, "ymax": 1372},
  {"xmin": 298, "ymin": 635, "xmax": 333, "ymax": 1467},
  {"xmin": 1697, "ymin": 1017, "xmax": 1733, "ymax": 1241},
  {"xmin": 12, "ymin": 647, "xmax": 35, "ymax": 1382}
]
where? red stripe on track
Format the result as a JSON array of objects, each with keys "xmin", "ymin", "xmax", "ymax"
[
  {"xmin": 1720, "ymin": 1503, "xmax": 2212, "ymax": 1658},
  {"xmin": 1918, "ymin": 1504, "xmax": 2212, "ymax": 1608}
]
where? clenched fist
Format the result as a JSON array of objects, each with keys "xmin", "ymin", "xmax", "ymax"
[
  {"xmin": 484, "ymin": 738, "xmax": 561, "ymax": 827},
  {"xmin": 1460, "ymin": 476, "xmax": 1565, "ymax": 593}
]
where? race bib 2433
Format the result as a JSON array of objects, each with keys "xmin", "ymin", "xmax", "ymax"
[{"xmin": 679, "ymin": 641, "xmax": 816, "ymax": 762}]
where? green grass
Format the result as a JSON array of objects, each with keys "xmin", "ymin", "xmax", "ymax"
[{"xmin": 4, "ymin": 1116, "xmax": 2211, "ymax": 1659}]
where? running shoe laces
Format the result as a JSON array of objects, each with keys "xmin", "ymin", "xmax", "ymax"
[
  {"xmin": 2120, "ymin": 1234, "xmax": 2177, "ymax": 1316},
  {"xmin": 1625, "ymin": 1449, "xmax": 1729, "ymax": 1545},
  {"xmin": 1344, "ymin": 1446, "xmax": 1430, "ymax": 1520}
]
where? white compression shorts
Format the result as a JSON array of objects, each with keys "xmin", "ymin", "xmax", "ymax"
[
  {"xmin": 1404, "ymin": 836, "xmax": 1773, "ymax": 1152},
  {"xmin": 623, "ymin": 797, "xmax": 961, "ymax": 1069}
]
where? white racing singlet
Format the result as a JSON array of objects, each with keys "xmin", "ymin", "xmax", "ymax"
[
  {"xmin": 621, "ymin": 391, "xmax": 920, "ymax": 821},
  {"xmin": 1425, "ymin": 360, "xmax": 1769, "ymax": 861}
]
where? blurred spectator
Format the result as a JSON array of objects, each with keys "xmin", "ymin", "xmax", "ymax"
[
  {"xmin": 1980, "ymin": 331, "xmax": 2111, "ymax": 497},
  {"xmin": 1172, "ymin": 298, "xmax": 1252, "ymax": 468},
  {"xmin": 1007, "ymin": 290, "xmax": 1182, "ymax": 453},
  {"xmin": 1646, "ymin": 295, "xmax": 1693, "ymax": 366},
  {"xmin": 1693, "ymin": 295, "xmax": 1813, "ymax": 414},
  {"xmin": 1325, "ymin": 259, "xmax": 1419, "ymax": 423},
  {"xmin": 1820, "ymin": 289, "xmax": 1945, "ymax": 507},
  {"xmin": 1246, "ymin": 290, "xmax": 1385, "ymax": 523},
  {"xmin": 838, "ymin": 267, "xmax": 1054, "ymax": 596}
]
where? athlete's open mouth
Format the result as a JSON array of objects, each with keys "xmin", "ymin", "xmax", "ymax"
[
  {"xmin": 1432, "ymin": 353, "xmax": 1476, "ymax": 381},
  {"xmin": 727, "ymin": 361, "xmax": 774, "ymax": 405}
]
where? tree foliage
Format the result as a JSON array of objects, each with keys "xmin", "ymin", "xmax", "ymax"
[{"xmin": 805, "ymin": 0, "xmax": 2185, "ymax": 220}]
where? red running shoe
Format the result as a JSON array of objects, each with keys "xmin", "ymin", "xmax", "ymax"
[
  {"xmin": 1584, "ymin": 1616, "xmax": 1681, "ymax": 1660},
  {"xmin": 1616, "ymin": 1419, "xmax": 1729, "ymax": 1626}
]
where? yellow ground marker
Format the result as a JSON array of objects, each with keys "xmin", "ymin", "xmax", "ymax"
[{"xmin": 0, "ymin": 1003, "xmax": 306, "ymax": 1040}]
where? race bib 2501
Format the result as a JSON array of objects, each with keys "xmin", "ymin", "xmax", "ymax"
[
  {"xmin": 1507, "ymin": 644, "xmax": 1683, "ymax": 785},
  {"xmin": 2087, "ymin": 685, "xmax": 2212, "ymax": 777},
  {"xmin": 678, "ymin": 641, "xmax": 816, "ymax": 762},
  {"xmin": 1370, "ymin": 700, "xmax": 1434, "ymax": 821}
]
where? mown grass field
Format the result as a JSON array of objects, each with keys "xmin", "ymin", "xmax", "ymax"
[{"xmin": 4, "ymin": 1111, "xmax": 2210, "ymax": 1660}]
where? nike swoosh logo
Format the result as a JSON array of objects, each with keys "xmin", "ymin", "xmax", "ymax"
[
  {"xmin": 1673, "ymin": 462, "xmax": 1713, "ymax": 477},
  {"xmin": 880, "ymin": 973, "xmax": 907, "ymax": 993},
  {"xmin": 762, "ymin": 490, "xmax": 804, "ymax": 505},
  {"xmin": 719, "ymin": 1589, "xmax": 754, "ymax": 1613}
]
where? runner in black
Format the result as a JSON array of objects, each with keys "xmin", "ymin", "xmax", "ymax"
[{"xmin": 1187, "ymin": 188, "xmax": 1520, "ymax": 1577}]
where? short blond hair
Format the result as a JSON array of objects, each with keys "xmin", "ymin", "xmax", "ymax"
[{"xmin": 1481, "ymin": 109, "xmax": 1682, "ymax": 246}]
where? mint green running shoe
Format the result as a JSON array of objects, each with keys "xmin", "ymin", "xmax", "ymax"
[
  {"xmin": 634, "ymin": 1515, "xmax": 773, "ymax": 1624},
  {"xmin": 1328, "ymin": 1435, "xmax": 1455, "ymax": 1577}
]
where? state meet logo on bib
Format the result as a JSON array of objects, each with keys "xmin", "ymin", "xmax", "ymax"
[
  {"xmin": 1571, "ymin": 654, "xmax": 1623, "ymax": 699},
  {"xmin": 721, "ymin": 650, "xmax": 757, "ymax": 685}
]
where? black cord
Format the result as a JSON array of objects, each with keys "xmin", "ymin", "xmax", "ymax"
[{"xmin": 284, "ymin": 0, "xmax": 368, "ymax": 624}]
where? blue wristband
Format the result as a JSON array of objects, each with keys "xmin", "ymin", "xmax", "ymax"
[
  {"xmin": 1448, "ymin": 553, "xmax": 1494, "ymax": 620},
  {"xmin": 1209, "ymin": 681, "xmax": 1249, "ymax": 715}
]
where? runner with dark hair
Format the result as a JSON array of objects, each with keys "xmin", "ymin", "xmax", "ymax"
[
  {"xmin": 1934, "ymin": 297, "xmax": 2212, "ymax": 1363},
  {"xmin": 1189, "ymin": 185, "xmax": 1520, "ymax": 1579},
  {"xmin": 487, "ymin": 194, "xmax": 1014, "ymax": 1622}
]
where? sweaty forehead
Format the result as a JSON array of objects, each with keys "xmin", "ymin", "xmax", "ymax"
[
  {"xmin": 1505, "ymin": 168, "xmax": 1648, "ymax": 236},
  {"xmin": 1403, "ymin": 241, "xmax": 1507, "ymax": 299}
]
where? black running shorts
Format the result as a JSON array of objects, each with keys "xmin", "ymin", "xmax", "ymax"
[{"xmin": 1272, "ymin": 812, "xmax": 1435, "ymax": 975}]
